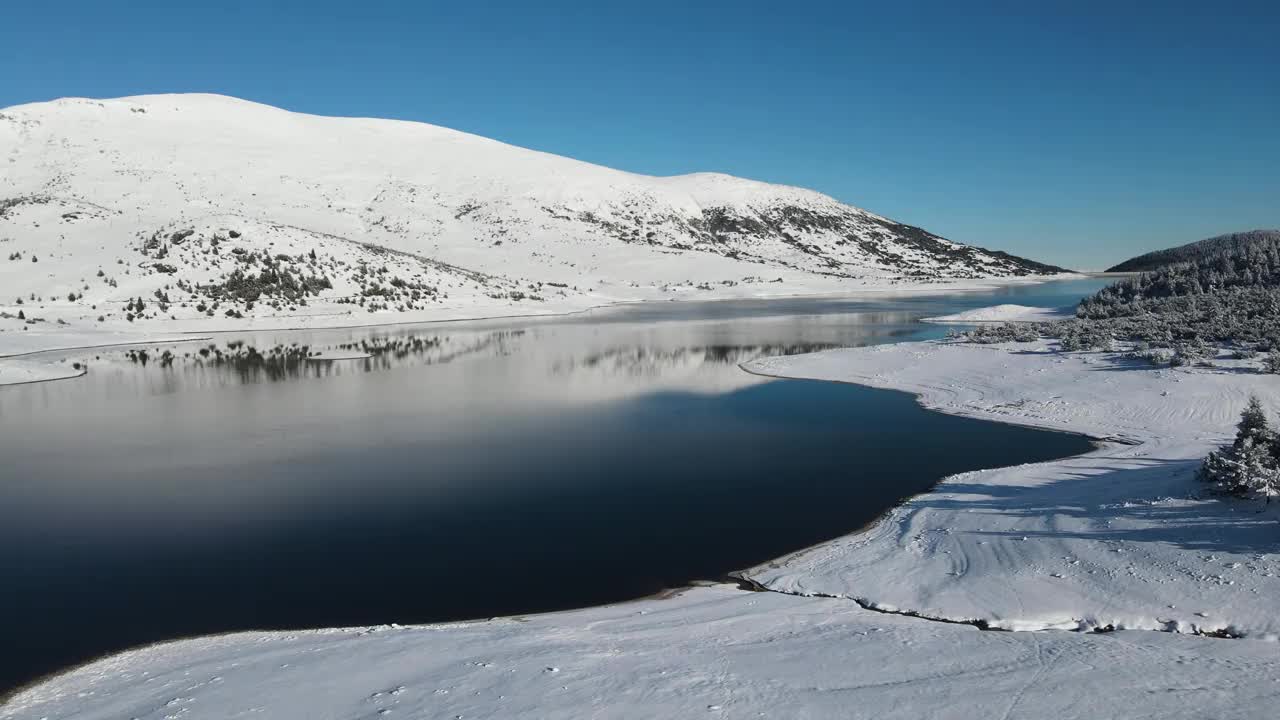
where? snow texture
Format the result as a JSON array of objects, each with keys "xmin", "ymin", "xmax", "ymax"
[
  {"xmin": 0, "ymin": 357, "xmax": 84, "ymax": 386},
  {"xmin": 7, "ymin": 585, "xmax": 1279, "ymax": 720},
  {"xmin": 923, "ymin": 303, "xmax": 1073, "ymax": 323},
  {"xmin": 746, "ymin": 340, "xmax": 1280, "ymax": 637}
]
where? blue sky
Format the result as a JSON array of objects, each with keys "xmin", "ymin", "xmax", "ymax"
[{"xmin": 3, "ymin": 1, "xmax": 1277, "ymax": 269}]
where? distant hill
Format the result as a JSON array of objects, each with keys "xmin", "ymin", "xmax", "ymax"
[
  {"xmin": 1067, "ymin": 230, "xmax": 1280, "ymax": 349},
  {"xmin": 962, "ymin": 229, "xmax": 1280, "ymax": 351},
  {"xmin": 1108, "ymin": 230, "xmax": 1280, "ymax": 272}
]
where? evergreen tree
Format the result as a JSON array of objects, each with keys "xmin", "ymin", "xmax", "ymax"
[
  {"xmin": 1236, "ymin": 436, "xmax": 1274, "ymax": 494},
  {"xmin": 1236, "ymin": 396, "xmax": 1271, "ymax": 448},
  {"xmin": 1243, "ymin": 444, "xmax": 1280, "ymax": 504},
  {"xmin": 1202, "ymin": 396, "xmax": 1280, "ymax": 500}
]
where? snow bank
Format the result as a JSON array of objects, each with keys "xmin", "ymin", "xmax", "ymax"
[
  {"xmin": 745, "ymin": 340, "xmax": 1280, "ymax": 636},
  {"xmin": 0, "ymin": 327, "xmax": 210, "ymax": 359},
  {"xmin": 7, "ymin": 585, "xmax": 1279, "ymax": 720},
  {"xmin": 0, "ymin": 358, "xmax": 84, "ymax": 386},
  {"xmin": 922, "ymin": 303, "xmax": 1073, "ymax": 323},
  {"xmin": 0, "ymin": 327, "xmax": 212, "ymax": 386}
]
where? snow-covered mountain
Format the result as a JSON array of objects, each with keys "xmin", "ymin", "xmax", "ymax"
[{"xmin": 0, "ymin": 94, "xmax": 1063, "ymax": 333}]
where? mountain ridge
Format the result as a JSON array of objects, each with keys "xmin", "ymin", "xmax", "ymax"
[{"xmin": 1, "ymin": 93, "xmax": 1066, "ymax": 337}]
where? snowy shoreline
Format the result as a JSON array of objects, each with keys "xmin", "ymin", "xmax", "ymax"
[
  {"xmin": 744, "ymin": 339, "xmax": 1280, "ymax": 637},
  {"xmin": 8, "ymin": 328, "xmax": 1280, "ymax": 717},
  {"xmin": 0, "ymin": 274, "xmax": 1079, "ymax": 387}
]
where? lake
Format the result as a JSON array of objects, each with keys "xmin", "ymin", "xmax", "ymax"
[{"xmin": 0, "ymin": 278, "xmax": 1108, "ymax": 693}]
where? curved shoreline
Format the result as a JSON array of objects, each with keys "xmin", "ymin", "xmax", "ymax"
[
  {"xmin": 2, "ymin": 283, "xmax": 1123, "ymax": 709},
  {"xmin": 0, "ymin": 377, "xmax": 1099, "ymax": 705},
  {"xmin": 740, "ymin": 338, "xmax": 1280, "ymax": 636},
  {"xmin": 10, "ymin": 333, "xmax": 1280, "ymax": 718},
  {"xmin": 0, "ymin": 285, "xmax": 1094, "ymax": 686},
  {"xmin": 0, "ymin": 351, "xmax": 1101, "ymax": 707},
  {"xmin": 735, "ymin": 355, "xmax": 1143, "ymax": 626},
  {"xmin": 734, "ymin": 357, "xmax": 1111, "ymax": 578}
]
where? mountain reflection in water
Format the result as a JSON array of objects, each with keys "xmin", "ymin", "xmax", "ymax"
[{"xmin": 0, "ymin": 281, "xmax": 1110, "ymax": 694}]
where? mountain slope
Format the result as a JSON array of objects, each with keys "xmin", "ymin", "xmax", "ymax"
[
  {"xmin": 0, "ymin": 94, "xmax": 1064, "ymax": 337},
  {"xmin": 1107, "ymin": 230, "xmax": 1280, "ymax": 272}
]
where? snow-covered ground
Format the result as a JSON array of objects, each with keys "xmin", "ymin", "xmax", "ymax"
[
  {"xmin": 0, "ymin": 327, "xmax": 212, "ymax": 359},
  {"xmin": 0, "ymin": 327, "xmax": 215, "ymax": 386},
  {"xmin": 746, "ymin": 339, "xmax": 1280, "ymax": 637},
  {"xmin": 0, "ymin": 357, "xmax": 84, "ymax": 386},
  {"xmin": 923, "ymin": 303, "xmax": 1073, "ymax": 323},
  {"xmin": 7, "ymin": 584, "xmax": 1280, "ymax": 720}
]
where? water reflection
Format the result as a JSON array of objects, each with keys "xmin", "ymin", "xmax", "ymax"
[
  {"xmin": 8, "ymin": 277, "xmax": 1109, "ymax": 397},
  {"xmin": 0, "ymin": 279, "xmax": 1111, "ymax": 694},
  {"xmin": 12, "ymin": 309, "xmax": 924, "ymax": 404}
]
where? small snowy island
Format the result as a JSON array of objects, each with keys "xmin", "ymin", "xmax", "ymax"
[{"xmin": 922, "ymin": 303, "xmax": 1074, "ymax": 324}]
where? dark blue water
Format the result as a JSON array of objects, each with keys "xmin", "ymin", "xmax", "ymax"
[{"xmin": 0, "ymin": 279, "xmax": 1107, "ymax": 694}]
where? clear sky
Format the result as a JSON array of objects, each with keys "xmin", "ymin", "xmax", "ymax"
[{"xmin": 3, "ymin": 1, "xmax": 1277, "ymax": 269}]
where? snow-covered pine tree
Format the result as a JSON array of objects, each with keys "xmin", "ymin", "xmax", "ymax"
[
  {"xmin": 1202, "ymin": 395, "xmax": 1280, "ymax": 499},
  {"xmin": 1201, "ymin": 443, "xmax": 1246, "ymax": 493},
  {"xmin": 1238, "ymin": 436, "xmax": 1277, "ymax": 499},
  {"xmin": 1248, "ymin": 458, "xmax": 1280, "ymax": 504},
  {"xmin": 1236, "ymin": 396, "xmax": 1271, "ymax": 447}
]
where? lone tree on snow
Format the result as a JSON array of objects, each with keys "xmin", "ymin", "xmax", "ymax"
[{"xmin": 1201, "ymin": 396, "xmax": 1280, "ymax": 503}]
